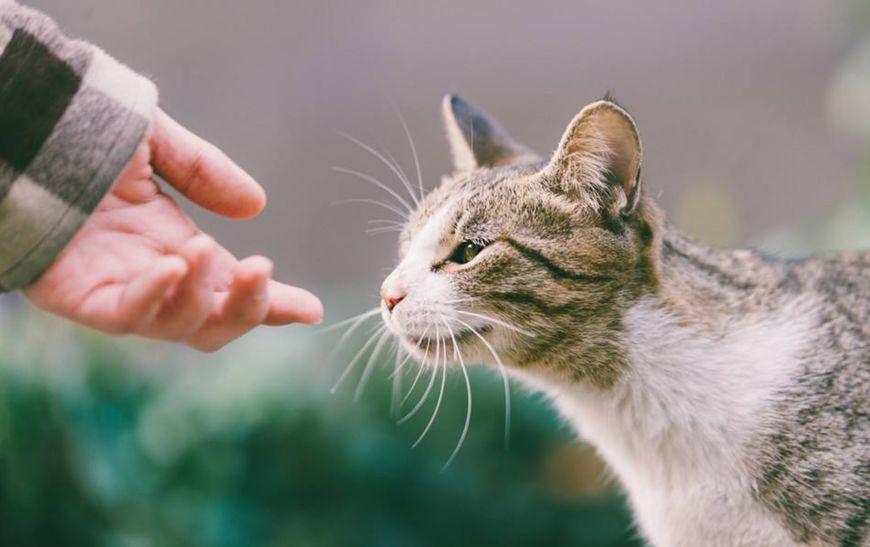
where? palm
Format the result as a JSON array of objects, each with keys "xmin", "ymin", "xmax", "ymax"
[
  {"xmin": 28, "ymin": 160, "xmax": 215, "ymax": 326},
  {"xmin": 24, "ymin": 110, "xmax": 322, "ymax": 351}
]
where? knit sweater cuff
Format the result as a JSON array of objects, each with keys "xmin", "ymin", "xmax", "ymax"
[{"xmin": 0, "ymin": 1, "xmax": 157, "ymax": 290}]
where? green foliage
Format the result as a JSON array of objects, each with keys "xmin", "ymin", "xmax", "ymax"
[{"xmin": 0, "ymin": 309, "xmax": 639, "ymax": 547}]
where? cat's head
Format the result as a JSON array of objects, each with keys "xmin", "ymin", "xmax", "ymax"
[{"xmin": 380, "ymin": 95, "xmax": 661, "ymax": 386}]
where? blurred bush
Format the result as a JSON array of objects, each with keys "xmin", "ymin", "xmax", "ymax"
[{"xmin": 0, "ymin": 306, "xmax": 639, "ymax": 547}]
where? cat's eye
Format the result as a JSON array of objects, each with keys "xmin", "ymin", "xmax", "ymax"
[{"xmin": 448, "ymin": 241, "xmax": 486, "ymax": 265}]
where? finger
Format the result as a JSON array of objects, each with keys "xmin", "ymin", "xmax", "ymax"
[
  {"xmin": 150, "ymin": 235, "xmax": 218, "ymax": 339},
  {"xmin": 150, "ymin": 109, "xmax": 266, "ymax": 218},
  {"xmin": 117, "ymin": 256, "xmax": 188, "ymax": 333},
  {"xmin": 263, "ymin": 281, "xmax": 324, "ymax": 326},
  {"xmin": 185, "ymin": 256, "xmax": 272, "ymax": 352}
]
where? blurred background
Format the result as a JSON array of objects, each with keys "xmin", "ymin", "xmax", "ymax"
[{"xmin": 2, "ymin": 1, "xmax": 868, "ymax": 545}]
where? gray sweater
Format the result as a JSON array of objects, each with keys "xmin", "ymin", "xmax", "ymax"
[{"xmin": 0, "ymin": 0, "xmax": 156, "ymax": 290}]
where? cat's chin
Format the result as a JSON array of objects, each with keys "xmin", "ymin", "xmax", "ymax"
[{"xmin": 402, "ymin": 325, "xmax": 492, "ymax": 355}]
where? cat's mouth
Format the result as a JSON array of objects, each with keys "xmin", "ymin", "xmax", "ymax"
[{"xmin": 406, "ymin": 325, "xmax": 491, "ymax": 348}]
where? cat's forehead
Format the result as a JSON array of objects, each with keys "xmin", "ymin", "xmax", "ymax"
[
  {"xmin": 449, "ymin": 163, "xmax": 543, "ymax": 195},
  {"xmin": 398, "ymin": 163, "xmax": 594, "ymax": 254},
  {"xmin": 408, "ymin": 163, "xmax": 545, "ymax": 229}
]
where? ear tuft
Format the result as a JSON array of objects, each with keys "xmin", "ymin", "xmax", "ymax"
[
  {"xmin": 545, "ymin": 100, "xmax": 643, "ymax": 215},
  {"xmin": 442, "ymin": 94, "xmax": 539, "ymax": 173},
  {"xmin": 602, "ymin": 90, "xmax": 619, "ymax": 104}
]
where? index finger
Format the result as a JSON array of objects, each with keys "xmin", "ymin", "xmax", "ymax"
[
  {"xmin": 150, "ymin": 109, "xmax": 267, "ymax": 218},
  {"xmin": 264, "ymin": 281, "xmax": 324, "ymax": 326}
]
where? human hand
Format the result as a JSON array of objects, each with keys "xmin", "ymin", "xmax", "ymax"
[{"xmin": 24, "ymin": 109, "xmax": 323, "ymax": 351}]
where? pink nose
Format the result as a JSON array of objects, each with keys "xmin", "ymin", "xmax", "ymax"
[{"xmin": 380, "ymin": 288, "xmax": 406, "ymax": 312}]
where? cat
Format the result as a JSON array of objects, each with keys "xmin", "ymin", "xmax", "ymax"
[{"xmin": 376, "ymin": 94, "xmax": 869, "ymax": 547}]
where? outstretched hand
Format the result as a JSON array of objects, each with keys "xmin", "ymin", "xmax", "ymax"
[{"xmin": 24, "ymin": 109, "xmax": 323, "ymax": 352}]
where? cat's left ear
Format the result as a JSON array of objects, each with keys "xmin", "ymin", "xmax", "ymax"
[
  {"xmin": 544, "ymin": 100, "xmax": 643, "ymax": 216},
  {"xmin": 442, "ymin": 94, "xmax": 540, "ymax": 173}
]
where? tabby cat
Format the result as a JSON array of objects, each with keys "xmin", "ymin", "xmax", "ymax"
[{"xmin": 377, "ymin": 95, "xmax": 868, "ymax": 547}]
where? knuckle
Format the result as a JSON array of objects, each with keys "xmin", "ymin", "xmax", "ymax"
[
  {"xmin": 231, "ymin": 305, "xmax": 266, "ymax": 325},
  {"xmin": 154, "ymin": 320, "xmax": 198, "ymax": 342},
  {"xmin": 109, "ymin": 313, "xmax": 139, "ymax": 336},
  {"xmin": 109, "ymin": 323, "xmax": 133, "ymax": 336},
  {"xmin": 162, "ymin": 331, "xmax": 189, "ymax": 343},
  {"xmin": 228, "ymin": 295, "xmax": 269, "ymax": 325},
  {"xmin": 120, "ymin": 319, "xmax": 140, "ymax": 335},
  {"xmin": 189, "ymin": 338, "xmax": 225, "ymax": 353},
  {"xmin": 182, "ymin": 147, "xmax": 208, "ymax": 191}
]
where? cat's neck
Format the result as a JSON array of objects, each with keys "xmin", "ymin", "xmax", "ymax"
[
  {"xmin": 517, "ymin": 224, "xmax": 813, "ymax": 487},
  {"xmin": 529, "ymin": 291, "xmax": 811, "ymax": 473},
  {"xmin": 524, "ymin": 288, "xmax": 810, "ymax": 546},
  {"xmin": 513, "ymin": 229, "xmax": 813, "ymax": 545}
]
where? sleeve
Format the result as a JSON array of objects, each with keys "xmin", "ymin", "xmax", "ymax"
[{"xmin": 0, "ymin": 0, "xmax": 157, "ymax": 291}]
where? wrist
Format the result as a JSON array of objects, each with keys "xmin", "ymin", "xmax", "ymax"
[{"xmin": 0, "ymin": 1, "xmax": 157, "ymax": 290}]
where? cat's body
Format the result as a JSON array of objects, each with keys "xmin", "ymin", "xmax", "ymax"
[
  {"xmin": 377, "ymin": 95, "xmax": 869, "ymax": 546},
  {"xmin": 519, "ymin": 229, "xmax": 868, "ymax": 547}
]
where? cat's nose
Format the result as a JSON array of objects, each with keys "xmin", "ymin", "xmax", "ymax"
[{"xmin": 380, "ymin": 287, "xmax": 407, "ymax": 312}]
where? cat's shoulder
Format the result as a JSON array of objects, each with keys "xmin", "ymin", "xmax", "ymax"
[{"xmin": 787, "ymin": 251, "xmax": 869, "ymax": 336}]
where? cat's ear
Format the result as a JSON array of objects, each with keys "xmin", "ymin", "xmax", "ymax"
[
  {"xmin": 544, "ymin": 100, "xmax": 643, "ymax": 215},
  {"xmin": 442, "ymin": 94, "xmax": 540, "ymax": 172}
]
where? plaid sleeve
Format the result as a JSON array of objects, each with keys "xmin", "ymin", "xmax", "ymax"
[{"xmin": 0, "ymin": 0, "xmax": 157, "ymax": 291}]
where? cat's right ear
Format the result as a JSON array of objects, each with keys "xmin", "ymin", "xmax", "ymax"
[
  {"xmin": 543, "ymin": 100, "xmax": 643, "ymax": 216},
  {"xmin": 442, "ymin": 94, "xmax": 540, "ymax": 173}
]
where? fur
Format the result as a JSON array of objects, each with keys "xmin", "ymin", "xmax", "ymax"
[{"xmin": 379, "ymin": 94, "xmax": 869, "ymax": 546}]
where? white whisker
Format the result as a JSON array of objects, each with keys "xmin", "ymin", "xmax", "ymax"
[
  {"xmin": 441, "ymin": 297, "xmax": 479, "ymax": 305},
  {"xmin": 452, "ymin": 310, "xmax": 536, "ymax": 337},
  {"xmin": 367, "ymin": 219, "xmax": 405, "ymax": 226},
  {"xmin": 354, "ymin": 331, "xmax": 391, "ymax": 401},
  {"xmin": 412, "ymin": 322, "xmax": 448, "ymax": 448},
  {"xmin": 336, "ymin": 132, "xmax": 420, "ymax": 207},
  {"xmin": 387, "ymin": 349, "xmax": 413, "ymax": 380},
  {"xmin": 316, "ymin": 307, "xmax": 380, "ymax": 336},
  {"xmin": 390, "ymin": 347, "xmax": 406, "ymax": 419},
  {"xmin": 384, "ymin": 148, "xmax": 420, "ymax": 208},
  {"xmin": 330, "ymin": 324, "xmax": 385, "ymax": 394},
  {"xmin": 454, "ymin": 317, "xmax": 511, "ymax": 450},
  {"xmin": 323, "ymin": 309, "xmax": 381, "ymax": 380},
  {"xmin": 333, "ymin": 198, "xmax": 408, "ymax": 220},
  {"xmin": 388, "ymin": 326, "xmax": 429, "ymax": 380},
  {"xmin": 398, "ymin": 326, "xmax": 441, "ymax": 423},
  {"xmin": 443, "ymin": 317, "xmax": 473, "ymax": 471},
  {"xmin": 366, "ymin": 226, "xmax": 404, "ymax": 235},
  {"xmin": 332, "ymin": 167, "xmax": 414, "ymax": 214},
  {"xmin": 397, "ymin": 110, "xmax": 425, "ymax": 201},
  {"xmin": 399, "ymin": 335, "xmax": 431, "ymax": 407}
]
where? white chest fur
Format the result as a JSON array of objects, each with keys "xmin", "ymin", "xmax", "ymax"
[{"xmin": 515, "ymin": 298, "xmax": 816, "ymax": 547}]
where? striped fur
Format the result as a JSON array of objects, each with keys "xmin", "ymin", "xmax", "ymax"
[{"xmin": 380, "ymin": 95, "xmax": 869, "ymax": 546}]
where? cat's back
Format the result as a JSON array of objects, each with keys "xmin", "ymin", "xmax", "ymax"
[
  {"xmin": 793, "ymin": 251, "xmax": 869, "ymax": 331},
  {"xmin": 753, "ymin": 251, "xmax": 869, "ymax": 546}
]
